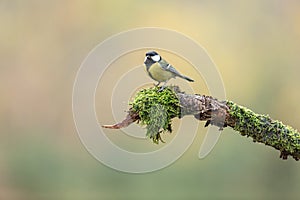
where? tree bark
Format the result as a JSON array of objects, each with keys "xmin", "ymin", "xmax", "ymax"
[{"xmin": 103, "ymin": 86, "xmax": 300, "ymax": 161}]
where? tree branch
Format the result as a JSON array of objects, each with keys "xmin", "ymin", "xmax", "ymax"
[{"xmin": 102, "ymin": 86, "xmax": 300, "ymax": 161}]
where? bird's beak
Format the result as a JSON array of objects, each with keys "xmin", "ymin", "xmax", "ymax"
[{"xmin": 144, "ymin": 56, "xmax": 149, "ymax": 63}]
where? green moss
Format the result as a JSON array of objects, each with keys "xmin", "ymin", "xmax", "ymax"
[
  {"xmin": 130, "ymin": 86, "xmax": 180, "ymax": 144},
  {"xmin": 227, "ymin": 101, "xmax": 300, "ymax": 158}
]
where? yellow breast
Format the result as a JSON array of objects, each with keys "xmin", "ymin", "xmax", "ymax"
[{"xmin": 148, "ymin": 63, "xmax": 174, "ymax": 82}]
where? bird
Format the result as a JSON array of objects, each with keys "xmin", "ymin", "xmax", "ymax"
[{"xmin": 144, "ymin": 51, "xmax": 194, "ymax": 91}]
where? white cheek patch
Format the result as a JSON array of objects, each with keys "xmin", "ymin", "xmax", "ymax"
[
  {"xmin": 144, "ymin": 56, "xmax": 148, "ymax": 62},
  {"xmin": 151, "ymin": 55, "xmax": 161, "ymax": 62}
]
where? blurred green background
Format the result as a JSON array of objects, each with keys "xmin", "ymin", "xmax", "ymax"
[{"xmin": 1, "ymin": 0, "xmax": 300, "ymax": 199}]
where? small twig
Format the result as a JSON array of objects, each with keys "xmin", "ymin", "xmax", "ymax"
[{"xmin": 102, "ymin": 110, "xmax": 139, "ymax": 129}]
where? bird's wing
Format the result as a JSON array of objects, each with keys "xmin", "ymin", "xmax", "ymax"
[{"xmin": 159, "ymin": 59, "xmax": 182, "ymax": 76}]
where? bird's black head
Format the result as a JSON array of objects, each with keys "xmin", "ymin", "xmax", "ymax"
[
  {"xmin": 144, "ymin": 51, "xmax": 161, "ymax": 67},
  {"xmin": 146, "ymin": 51, "xmax": 158, "ymax": 57}
]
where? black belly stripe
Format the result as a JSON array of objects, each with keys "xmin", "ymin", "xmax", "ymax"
[{"xmin": 148, "ymin": 71, "xmax": 155, "ymax": 80}]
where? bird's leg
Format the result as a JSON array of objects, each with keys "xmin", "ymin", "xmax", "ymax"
[
  {"xmin": 158, "ymin": 81, "xmax": 168, "ymax": 92},
  {"xmin": 155, "ymin": 82, "xmax": 161, "ymax": 87}
]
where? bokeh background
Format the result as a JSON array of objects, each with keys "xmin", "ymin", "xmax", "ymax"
[{"xmin": 1, "ymin": 0, "xmax": 300, "ymax": 199}]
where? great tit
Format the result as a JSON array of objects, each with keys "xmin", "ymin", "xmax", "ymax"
[{"xmin": 144, "ymin": 51, "xmax": 194, "ymax": 90}]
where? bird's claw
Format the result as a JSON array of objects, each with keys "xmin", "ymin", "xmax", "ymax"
[{"xmin": 158, "ymin": 86, "xmax": 166, "ymax": 92}]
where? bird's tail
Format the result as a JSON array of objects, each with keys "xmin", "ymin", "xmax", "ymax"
[{"xmin": 179, "ymin": 75, "xmax": 194, "ymax": 82}]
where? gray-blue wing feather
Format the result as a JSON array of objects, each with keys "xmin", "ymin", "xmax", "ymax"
[
  {"xmin": 159, "ymin": 59, "xmax": 194, "ymax": 82},
  {"xmin": 159, "ymin": 59, "xmax": 182, "ymax": 76}
]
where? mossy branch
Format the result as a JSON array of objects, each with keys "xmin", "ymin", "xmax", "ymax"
[{"xmin": 102, "ymin": 86, "xmax": 300, "ymax": 161}]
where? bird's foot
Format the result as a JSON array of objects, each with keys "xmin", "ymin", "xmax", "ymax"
[
  {"xmin": 158, "ymin": 81, "xmax": 168, "ymax": 92},
  {"xmin": 158, "ymin": 85, "xmax": 166, "ymax": 92}
]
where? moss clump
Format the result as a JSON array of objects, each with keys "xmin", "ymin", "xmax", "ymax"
[
  {"xmin": 130, "ymin": 86, "xmax": 180, "ymax": 144},
  {"xmin": 227, "ymin": 101, "xmax": 300, "ymax": 159}
]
